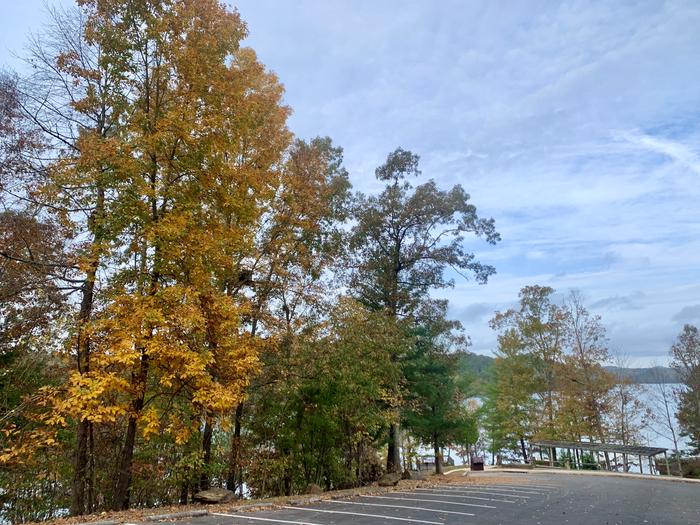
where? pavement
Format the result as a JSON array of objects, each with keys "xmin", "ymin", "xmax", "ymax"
[{"xmin": 170, "ymin": 472, "xmax": 700, "ymax": 525}]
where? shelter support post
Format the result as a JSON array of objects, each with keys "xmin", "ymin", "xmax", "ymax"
[{"xmin": 663, "ymin": 451, "xmax": 672, "ymax": 476}]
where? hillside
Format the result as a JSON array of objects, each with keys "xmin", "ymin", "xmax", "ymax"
[
  {"xmin": 604, "ymin": 365, "xmax": 680, "ymax": 384},
  {"xmin": 458, "ymin": 353, "xmax": 680, "ymax": 387}
]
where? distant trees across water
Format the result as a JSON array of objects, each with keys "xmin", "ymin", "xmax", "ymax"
[{"xmin": 460, "ymin": 354, "xmax": 680, "ymax": 388}]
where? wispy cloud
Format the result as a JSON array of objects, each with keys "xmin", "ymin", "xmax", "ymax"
[{"xmin": 618, "ymin": 131, "xmax": 700, "ymax": 175}]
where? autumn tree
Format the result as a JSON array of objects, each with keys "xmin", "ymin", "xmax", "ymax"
[
  {"xmin": 556, "ymin": 292, "xmax": 616, "ymax": 467},
  {"xmin": 3, "ymin": 4, "xmax": 135, "ymax": 512},
  {"xmin": 670, "ymin": 324, "xmax": 700, "ymax": 453},
  {"xmin": 485, "ymin": 286, "xmax": 634, "ymax": 466},
  {"xmin": 349, "ymin": 148, "xmax": 499, "ymax": 472},
  {"xmin": 222, "ymin": 136, "xmax": 350, "ymax": 494},
  {"xmin": 490, "ymin": 285, "xmax": 566, "ymax": 441},
  {"xmin": 0, "ymin": 0, "xmax": 293, "ymax": 513}
]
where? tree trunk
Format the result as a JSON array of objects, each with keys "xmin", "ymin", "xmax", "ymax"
[
  {"xmin": 112, "ymin": 415, "xmax": 138, "ymax": 510},
  {"xmin": 112, "ymin": 350, "xmax": 149, "ymax": 510},
  {"xmin": 88, "ymin": 422, "xmax": 96, "ymax": 513},
  {"xmin": 226, "ymin": 402, "xmax": 244, "ymax": 491},
  {"xmin": 387, "ymin": 422, "xmax": 401, "ymax": 472},
  {"xmin": 200, "ymin": 417, "xmax": 213, "ymax": 490},
  {"xmin": 520, "ymin": 437, "xmax": 528, "ymax": 463},
  {"xmin": 283, "ymin": 447, "xmax": 292, "ymax": 496},
  {"xmin": 71, "ymin": 419, "xmax": 90, "ymax": 516},
  {"xmin": 433, "ymin": 437, "xmax": 443, "ymax": 475},
  {"xmin": 70, "ymin": 246, "xmax": 100, "ymax": 516}
]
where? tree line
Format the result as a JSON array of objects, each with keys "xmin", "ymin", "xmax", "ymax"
[
  {"xmin": 481, "ymin": 285, "xmax": 700, "ymax": 473},
  {"xmin": 3, "ymin": 2, "xmax": 700, "ymax": 522},
  {"xmin": 0, "ymin": 1, "xmax": 498, "ymax": 521}
]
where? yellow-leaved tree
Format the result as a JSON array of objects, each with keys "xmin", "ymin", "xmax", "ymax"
[{"xmin": 42, "ymin": 0, "xmax": 291, "ymax": 511}]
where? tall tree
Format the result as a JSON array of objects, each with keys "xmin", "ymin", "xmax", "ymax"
[
  {"xmin": 222, "ymin": 136, "xmax": 350, "ymax": 494},
  {"xmin": 7, "ymin": 4, "xmax": 132, "ymax": 512},
  {"xmin": 482, "ymin": 329, "xmax": 539, "ymax": 462},
  {"xmin": 490, "ymin": 286, "xmax": 565, "ymax": 441},
  {"xmin": 557, "ymin": 292, "xmax": 615, "ymax": 467},
  {"xmin": 349, "ymin": 148, "xmax": 499, "ymax": 471},
  {"xmin": 22, "ymin": 0, "xmax": 292, "ymax": 511},
  {"xmin": 670, "ymin": 324, "xmax": 700, "ymax": 453}
]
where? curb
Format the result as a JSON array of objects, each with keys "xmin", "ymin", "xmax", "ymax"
[
  {"xmin": 480, "ymin": 467, "xmax": 700, "ymax": 484},
  {"xmin": 145, "ymin": 511, "xmax": 210, "ymax": 522},
  {"xmin": 222, "ymin": 503, "xmax": 275, "ymax": 513}
]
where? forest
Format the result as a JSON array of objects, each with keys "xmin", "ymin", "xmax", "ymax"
[{"xmin": 1, "ymin": 1, "xmax": 699, "ymax": 523}]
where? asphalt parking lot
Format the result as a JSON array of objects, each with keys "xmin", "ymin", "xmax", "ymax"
[{"xmin": 185, "ymin": 473, "xmax": 700, "ymax": 525}]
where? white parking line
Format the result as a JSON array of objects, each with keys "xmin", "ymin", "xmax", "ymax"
[
  {"xmin": 492, "ymin": 483, "xmax": 558, "ymax": 488},
  {"xmin": 435, "ymin": 484, "xmax": 547, "ymax": 495},
  {"xmin": 364, "ymin": 494, "xmax": 498, "ymax": 509},
  {"xmin": 476, "ymin": 484, "xmax": 552, "ymax": 491},
  {"xmin": 393, "ymin": 490, "xmax": 515, "ymax": 503},
  {"xmin": 435, "ymin": 485, "xmax": 547, "ymax": 496},
  {"xmin": 282, "ymin": 506, "xmax": 444, "ymax": 524},
  {"xmin": 328, "ymin": 499, "xmax": 475, "ymax": 517},
  {"xmin": 468, "ymin": 479, "xmax": 558, "ymax": 489},
  {"xmin": 211, "ymin": 512, "xmax": 323, "ymax": 525},
  {"xmin": 414, "ymin": 488, "xmax": 530, "ymax": 499}
]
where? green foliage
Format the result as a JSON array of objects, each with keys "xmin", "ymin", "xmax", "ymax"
[
  {"xmin": 481, "ymin": 286, "xmax": 637, "ymax": 463},
  {"xmin": 244, "ymin": 301, "xmax": 404, "ymax": 495},
  {"xmin": 579, "ymin": 452, "xmax": 600, "ymax": 470},
  {"xmin": 349, "ymin": 148, "xmax": 499, "ymax": 319},
  {"xmin": 402, "ymin": 315, "xmax": 478, "ymax": 472}
]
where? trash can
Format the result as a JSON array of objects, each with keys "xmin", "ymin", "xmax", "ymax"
[{"xmin": 471, "ymin": 456, "xmax": 484, "ymax": 471}]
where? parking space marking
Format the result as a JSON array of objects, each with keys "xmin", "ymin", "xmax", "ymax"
[
  {"xmin": 328, "ymin": 499, "xmax": 475, "ymax": 517},
  {"xmin": 437, "ymin": 486, "xmax": 546, "ymax": 496},
  {"xmin": 211, "ymin": 512, "xmax": 323, "ymax": 525},
  {"xmin": 282, "ymin": 506, "xmax": 444, "ymax": 524},
  {"xmin": 435, "ymin": 484, "xmax": 546, "ymax": 495},
  {"xmin": 414, "ymin": 488, "xmax": 530, "ymax": 499},
  {"xmin": 392, "ymin": 490, "xmax": 515, "ymax": 503},
  {"xmin": 470, "ymin": 481, "xmax": 558, "ymax": 489},
  {"xmin": 364, "ymin": 494, "xmax": 498, "ymax": 509}
]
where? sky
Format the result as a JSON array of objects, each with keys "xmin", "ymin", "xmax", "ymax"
[{"xmin": 1, "ymin": 1, "xmax": 699, "ymax": 365}]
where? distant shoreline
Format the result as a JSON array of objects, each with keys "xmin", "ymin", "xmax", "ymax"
[{"xmin": 460, "ymin": 352, "xmax": 680, "ymax": 384}]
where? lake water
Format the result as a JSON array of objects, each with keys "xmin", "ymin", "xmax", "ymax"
[{"xmin": 636, "ymin": 383, "xmax": 689, "ymax": 452}]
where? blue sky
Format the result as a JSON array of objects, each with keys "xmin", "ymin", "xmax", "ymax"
[{"xmin": 2, "ymin": 1, "xmax": 699, "ymax": 365}]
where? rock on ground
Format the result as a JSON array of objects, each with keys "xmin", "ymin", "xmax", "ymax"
[
  {"xmin": 193, "ymin": 488, "xmax": 236, "ymax": 504},
  {"xmin": 377, "ymin": 472, "xmax": 402, "ymax": 486},
  {"xmin": 305, "ymin": 483, "xmax": 323, "ymax": 494},
  {"xmin": 402, "ymin": 470, "xmax": 428, "ymax": 480}
]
